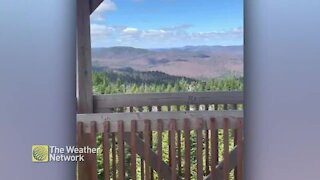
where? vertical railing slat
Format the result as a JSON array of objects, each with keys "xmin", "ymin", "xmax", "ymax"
[
  {"xmin": 111, "ymin": 133, "xmax": 117, "ymax": 180},
  {"xmin": 103, "ymin": 121, "xmax": 110, "ymax": 180},
  {"xmin": 176, "ymin": 106, "xmax": 182, "ymax": 176},
  {"xmin": 237, "ymin": 118, "xmax": 243, "ymax": 180},
  {"xmin": 76, "ymin": 122, "xmax": 84, "ymax": 180},
  {"xmin": 170, "ymin": 119, "xmax": 177, "ymax": 180},
  {"xmin": 233, "ymin": 104, "xmax": 238, "ymax": 180},
  {"xmin": 210, "ymin": 118, "xmax": 218, "ymax": 178},
  {"xmin": 184, "ymin": 118, "xmax": 191, "ymax": 180},
  {"xmin": 133, "ymin": 107, "xmax": 144, "ymax": 180},
  {"xmin": 140, "ymin": 137, "xmax": 144, "ymax": 179},
  {"xmin": 196, "ymin": 119, "xmax": 203, "ymax": 180},
  {"xmin": 144, "ymin": 120, "xmax": 151, "ymax": 180},
  {"xmin": 214, "ymin": 104, "xmax": 219, "ymax": 169},
  {"xmin": 204, "ymin": 104, "xmax": 210, "ymax": 176},
  {"xmin": 147, "ymin": 106, "xmax": 154, "ymax": 180},
  {"xmin": 204, "ymin": 129, "xmax": 209, "ymax": 175},
  {"xmin": 118, "ymin": 121, "xmax": 125, "ymax": 180},
  {"xmin": 223, "ymin": 118, "xmax": 229, "ymax": 180},
  {"xmin": 89, "ymin": 121, "xmax": 98, "ymax": 180},
  {"xmin": 157, "ymin": 106, "xmax": 162, "ymax": 180},
  {"xmin": 157, "ymin": 119, "xmax": 163, "ymax": 180},
  {"xmin": 130, "ymin": 120, "xmax": 137, "ymax": 180},
  {"xmin": 177, "ymin": 130, "xmax": 182, "ymax": 176},
  {"xmin": 168, "ymin": 106, "xmax": 172, "ymax": 167}
]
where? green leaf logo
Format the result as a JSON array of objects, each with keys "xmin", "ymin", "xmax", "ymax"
[{"xmin": 32, "ymin": 145, "xmax": 48, "ymax": 162}]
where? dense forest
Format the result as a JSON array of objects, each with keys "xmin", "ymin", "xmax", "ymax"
[
  {"xmin": 92, "ymin": 67, "xmax": 197, "ymax": 85},
  {"xmin": 92, "ymin": 71, "xmax": 243, "ymax": 94},
  {"xmin": 92, "ymin": 71, "xmax": 243, "ymax": 180}
]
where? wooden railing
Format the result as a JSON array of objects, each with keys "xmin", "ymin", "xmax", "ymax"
[
  {"xmin": 77, "ymin": 91, "xmax": 244, "ymax": 180},
  {"xmin": 92, "ymin": 91, "xmax": 243, "ymax": 113}
]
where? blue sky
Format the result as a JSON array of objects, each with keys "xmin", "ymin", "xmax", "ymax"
[{"xmin": 90, "ymin": 0, "xmax": 243, "ymax": 48}]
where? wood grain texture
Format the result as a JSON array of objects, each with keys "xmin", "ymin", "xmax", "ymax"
[
  {"xmin": 144, "ymin": 120, "xmax": 151, "ymax": 180},
  {"xmin": 77, "ymin": 111, "xmax": 243, "ymax": 133},
  {"xmin": 204, "ymin": 146, "xmax": 239, "ymax": 180},
  {"xmin": 223, "ymin": 118, "xmax": 229, "ymax": 180},
  {"xmin": 156, "ymin": 120, "xmax": 163, "ymax": 180},
  {"xmin": 103, "ymin": 121, "xmax": 110, "ymax": 180},
  {"xmin": 77, "ymin": 122, "xmax": 87, "ymax": 180},
  {"xmin": 210, "ymin": 118, "xmax": 218, "ymax": 178},
  {"xmin": 88, "ymin": 121, "xmax": 98, "ymax": 180},
  {"xmin": 118, "ymin": 121, "xmax": 125, "ymax": 180},
  {"xmin": 184, "ymin": 119, "xmax": 191, "ymax": 180},
  {"xmin": 205, "ymin": 129, "xmax": 209, "ymax": 175},
  {"xmin": 237, "ymin": 118, "xmax": 244, "ymax": 180},
  {"xmin": 93, "ymin": 91, "xmax": 243, "ymax": 112},
  {"xmin": 130, "ymin": 120, "xmax": 137, "ymax": 180},
  {"xmin": 177, "ymin": 130, "xmax": 182, "ymax": 176},
  {"xmin": 169, "ymin": 120, "xmax": 177, "ymax": 180},
  {"xmin": 123, "ymin": 133, "xmax": 181, "ymax": 180},
  {"xmin": 77, "ymin": 2, "xmax": 94, "ymax": 180},
  {"xmin": 77, "ymin": 0, "xmax": 93, "ymax": 114},
  {"xmin": 196, "ymin": 119, "xmax": 204, "ymax": 180},
  {"xmin": 111, "ymin": 133, "xmax": 116, "ymax": 180}
]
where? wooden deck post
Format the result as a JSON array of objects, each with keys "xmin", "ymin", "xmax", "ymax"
[
  {"xmin": 77, "ymin": 0, "xmax": 94, "ymax": 180},
  {"xmin": 77, "ymin": 0, "xmax": 93, "ymax": 114}
]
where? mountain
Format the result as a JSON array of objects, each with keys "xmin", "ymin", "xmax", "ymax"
[
  {"xmin": 92, "ymin": 45, "xmax": 243, "ymax": 79},
  {"xmin": 93, "ymin": 67, "xmax": 196, "ymax": 85}
]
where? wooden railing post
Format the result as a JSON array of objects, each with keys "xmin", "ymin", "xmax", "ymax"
[
  {"xmin": 77, "ymin": 0, "xmax": 95, "ymax": 179},
  {"xmin": 77, "ymin": 0, "xmax": 93, "ymax": 114}
]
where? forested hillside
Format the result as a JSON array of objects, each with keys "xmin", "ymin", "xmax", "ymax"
[
  {"xmin": 92, "ymin": 67, "xmax": 196, "ymax": 86},
  {"xmin": 92, "ymin": 71, "xmax": 243, "ymax": 94}
]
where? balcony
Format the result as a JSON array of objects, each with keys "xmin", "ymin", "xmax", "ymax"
[{"xmin": 77, "ymin": 91, "xmax": 243, "ymax": 180}]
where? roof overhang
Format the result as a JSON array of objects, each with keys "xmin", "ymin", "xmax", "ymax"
[{"xmin": 90, "ymin": 0, "xmax": 103, "ymax": 14}]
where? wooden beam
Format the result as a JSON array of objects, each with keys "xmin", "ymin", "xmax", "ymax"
[
  {"xmin": 123, "ymin": 132, "xmax": 181, "ymax": 180},
  {"xmin": 204, "ymin": 146, "xmax": 240, "ymax": 180},
  {"xmin": 90, "ymin": 0, "xmax": 103, "ymax": 14},
  {"xmin": 93, "ymin": 91, "xmax": 243, "ymax": 112},
  {"xmin": 77, "ymin": 111, "xmax": 243, "ymax": 133},
  {"xmin": 77, "ymin": 1, "xmax": 94, "ymax": 180},
  {"xmin": 77, "ymin": 0, "xmax": 93, "ymax": 113}
]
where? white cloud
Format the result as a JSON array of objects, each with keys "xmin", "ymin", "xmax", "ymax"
[
  {"xmin": 90, "ymin": 0, "xmax": 117, "ymax": 21},
  {"xmin": 141, "ymin": 29, "xmax": 167, "ymax": 37},
  {"xmin": 91, "ymin": 24, "xmax": 114, "ymax": 37},
  {"xmin": 90, "ymin": 24, "xmax": 243, "ymax": 48},
  {"xmin": 232, "ymin": 27, "xmax": 243, "ymax": 33},
  {"xmin": 122, "ymin": 27, "xmax": 139, "ymax": 34},
  {"xmin": 161, "ymin": 24, "xmax": 193, "ymax": 31},
  {"xmin": 90, "ymin": 24, "xmax": 115, "ymax": 47}
]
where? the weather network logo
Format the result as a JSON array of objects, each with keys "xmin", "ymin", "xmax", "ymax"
[
  {"xmin": 32, "ymin": 144, "xmax": 100, "ymax": 162},
  {"xmin": 32, "ymin": 145, "xmax": 49, "ymax": 162}
]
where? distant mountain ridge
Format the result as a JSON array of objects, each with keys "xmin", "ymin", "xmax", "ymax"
[
  {"xmin": 93, "ymin": 67, "xmax": 196, "ymax": 85},
  {"xmin": 92, "ymin": 45, "xmax": 243, "ymax": 79}
]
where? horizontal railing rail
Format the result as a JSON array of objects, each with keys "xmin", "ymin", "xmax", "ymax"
[
  {"xmin": 77, "ymin": 110, "xmax": 243, "ymax": 133},
  {"xmin": 93, "ymin": 91, "xmax": 243, "ymax": 112}
]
